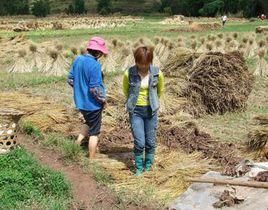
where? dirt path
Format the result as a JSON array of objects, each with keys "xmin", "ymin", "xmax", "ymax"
[{"xmin": 19, "ymin": 134, "xmax": 121, "ymax": 210}]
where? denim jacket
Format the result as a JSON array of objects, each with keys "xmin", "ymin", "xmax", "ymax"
[{"xmin": 126, "ymin": 65, "xmax": 160, "ymax": 113}]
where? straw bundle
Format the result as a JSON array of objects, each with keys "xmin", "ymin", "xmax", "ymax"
[
  {"xmin": 9, "ymin": 49, "xmax": 32, "ymax": 73},
  {"xmin": 102, "ymin": 39, "xmax": 124, "ymax": 72},
  {"xmin": 120, "ymin": 43, "xmax": 135, "ymax": 71},
  {"xmin": 247, "ymin": 38, "xmax": 257, "ymax": 58},
  {"xmin": 247, "ymin": 115, "xmax": 268, "ymax": 159},
  {"xmin": 28, "ymin": 44, "xmax": 44, "ymax": 70},
  {"xmin": 254, "ymin": 49, "xmax": 268, "ymax": 76},
  {"xmin": 42, "ymin": 48, "xmax": 70, "ymax": 76},
  {"xmin": 181, "ymin": 52, "xmax": 254, "ymax": 115}
]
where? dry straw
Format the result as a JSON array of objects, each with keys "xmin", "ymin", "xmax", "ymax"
[
  {"xmin": 247, "ymin": 115, "xmax": 268, "ymax": 159},
  {"xmin": 9, "ymin": 49, "xmax": 31, "ymax": 73},
  {"xmin": 181, "ymin": 52, "xmax": 254, "ymax": 115}
]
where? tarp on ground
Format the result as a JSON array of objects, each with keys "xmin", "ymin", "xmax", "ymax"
[{"xmin": 170, "ymin": 163, "xmax": 268, "ymax": 210}]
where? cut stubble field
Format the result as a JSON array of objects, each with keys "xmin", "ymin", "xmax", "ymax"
[{"xmin": 0, "ymin": 16, "xmax": 268, "ymax": 209}]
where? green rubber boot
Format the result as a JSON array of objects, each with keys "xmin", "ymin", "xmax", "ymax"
[
  {"xmin": 145, "ymin": 153, "xmax": 155, "ymax": 172},
  {"xmin": 134, "ymin": 155, "xmax": 144, "ymax": 176}
]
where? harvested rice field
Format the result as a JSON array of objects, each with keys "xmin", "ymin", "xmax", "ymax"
[{"xmin": 0, "ymin": 15, "xmax": 268, "ymax": 209}]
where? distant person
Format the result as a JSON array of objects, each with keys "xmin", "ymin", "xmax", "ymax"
[
  {"xmin": 68, "ymin": 37, "xmax": 108, "ymax": 159},
  {"xmin": 260, "ymin": 14, "xmax": 266, "ymax": 20},
  {"xmin": 222, "ymin": 15, "xmax": 227, "ymax": 26},
  {"xmin": 123, "ymin": 46, "xmax": 164, "ymax": 176}
]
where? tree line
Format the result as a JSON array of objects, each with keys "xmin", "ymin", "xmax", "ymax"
[
  {"xmin": 0, "ymin": 0, "xmax": 266, "ymax": 18},
  {"xmin": 157, "ymin": 0, "xmax": 265, "ymax": 17}
]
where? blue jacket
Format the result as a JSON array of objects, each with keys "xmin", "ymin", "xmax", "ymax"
[
  {"xmin": 126, "ymin": 65, "xmax": 160, "ymax": 113},
  {"xmin": 68, "ymin": 54, "xmax": 106, "ymax": 111}
]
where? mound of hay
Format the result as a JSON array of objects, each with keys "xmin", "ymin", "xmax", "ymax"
[
  {"xmin": 189, "ymin": 22, "xmax": 221, "ymax": 31},
  {"xmin": 160, "ymin": 15, "xmax": 185, "ymax": 25},
  {"xmin": 162, "ymin": 47, "xmax": 198, "ymax": 78},
  {"xmin": 0, "ymin": 92, "xmax": 81, "ymax": 135},
  {"xmin": 247, "ymin": 115, "xmax": 268, "ymax": 159},
  {"xmin": 181, "ymin": 52, "xmax": 254, "ymax": 115}
]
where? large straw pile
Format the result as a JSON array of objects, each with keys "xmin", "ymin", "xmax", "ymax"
[
  {"xmin": 181, "ymin": 52, "xmax": 254, "ymax": 115},
  {"xmin": 189, "ymin": 22, "xmax": 221, "ymax": 31},
  {"xmin": 162, "ymin": 47, "xmax": 198, "ymax": 78},
  {"xmin": 0, "ymin": 92, "xmax": 81, "ymax": 135},
  {"xmin": 247, "ymin": 115, "xmax": 268, "ymax": 159}
]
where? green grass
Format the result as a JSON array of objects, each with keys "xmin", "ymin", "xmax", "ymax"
[
  {"xmin": 0, "ymin": 148, "xmax": 72, "ymax": 210},
  {"xmin": 40, "ymin": 133, "xmax": 84, "ymax": 163},
  {"xmin": 21, "ymin": 121, "xmax": 44, "ymax": 140},
  {"xmin": 2, "ymin": 18, "xmax": 267, "ymax": 44},
  {"xmin": 0, "ymin": 71, "xmax": 66, "ymax": 91}
]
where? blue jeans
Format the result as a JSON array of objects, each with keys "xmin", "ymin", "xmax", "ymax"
[{"xmin": 129, "ymin": 106, "xmax": 158, "ymax": 155}]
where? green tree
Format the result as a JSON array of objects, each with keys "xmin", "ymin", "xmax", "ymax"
[
  {"xmin": 74, "ymin": 0, "xmax": 87, "ymax": 14},
  {"xmin": 96, "ymin": 0, "xmax": 112, "ymax": 15},
  {"xmin": 0, "ymin": 0, "xmax": 29, "ymax": 15},
  {"xmin": 31, "ymin": 0, "xmax": 50, "ymax": 17},
  {"xmin": 239, "ymin": 0, "xmax": 264, "ymax": 17},
  {"xmin": 199, "ymin": 0, "xmax": 224, "ymax": 16}
]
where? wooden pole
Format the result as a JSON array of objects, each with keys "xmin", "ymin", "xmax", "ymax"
[{"xmin": 187, "ymin": 178, "xmax": 268, "ymax": 189}]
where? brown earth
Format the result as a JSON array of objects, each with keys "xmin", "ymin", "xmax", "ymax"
[{"xmin": 158, "ymin": 122, "xmax": 243, "ymax": 176}]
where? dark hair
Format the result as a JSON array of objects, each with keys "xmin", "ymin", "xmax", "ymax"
[
  {"xmin": 134, "ymin": 46, "xmax": 153, "ymax": 65},
  {"xmin": 87, "ymin": 49, "xmax": 103, "ymax": 58}
]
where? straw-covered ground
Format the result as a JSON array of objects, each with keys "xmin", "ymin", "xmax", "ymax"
[{"xmin": 1, "ymin": 16, "xmax": 268, "ymax": 208}]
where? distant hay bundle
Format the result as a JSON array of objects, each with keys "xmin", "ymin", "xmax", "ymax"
[
  {"xmin": 254, "ymin": 49, "xmax": 268, "ymax": 76},
  {"xmin": 41, "ymin": 48, "xmax": 70, "ymax": 76},
  {"xmin": 29, "ymin": 44, "xmax": 44, "ymax": 70},
  {"xmin": 9, "ymin": 49, "xmax": 32, "ymax": 73},
  {"xmin": 190, "ymin": 22, "xmax": 221, "ymax": 31},
  {"xmin": 181, "ymin": 52, "xmax": 254, "ymax": 115}
]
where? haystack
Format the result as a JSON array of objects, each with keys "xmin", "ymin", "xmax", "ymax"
[
  {"xmin": 9, "ymin": 49, "xmax": 32, "ymax": 73},
  {"xmin": 162, "ymin": 47, "xmax": 197, "ymax": 78},
  {"xmin": 181, "ymin": 52, "xmax": 254, "ymax": 115},
  {"xmin": 247, "ymin": 115, "xmax": 268, "ymax": 159},
  {"xmin": 189, "ymin": 22, "xmax": 221, "ymax": 31},
  {"xmin": 254, "ymin": 49, "xmax": 268, "ymax": 77},
  {"xmin": 42, "ymin": 48, "xmax": 70, "ymax": 76}
]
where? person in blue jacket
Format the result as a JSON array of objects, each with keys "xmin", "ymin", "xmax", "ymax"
[{"xmin": 68, "ymin": 37, "xmax": 108, "ymax": 159}]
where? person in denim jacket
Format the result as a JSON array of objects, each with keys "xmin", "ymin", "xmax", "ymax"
[
  {"xmin": 68, "ymin": 37, "xmax": 108, "ymax": 159},
  {"xmin": 123, "ymin": 46, "xmax": 164, "ymax": 176}
]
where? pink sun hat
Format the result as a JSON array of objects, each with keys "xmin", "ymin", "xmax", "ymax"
[{"xmin": 87, "ymin": 37, "xmax": 109, "ymax": 55}]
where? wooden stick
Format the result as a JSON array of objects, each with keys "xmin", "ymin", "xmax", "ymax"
[{"xmin": 187, "ymin": 178, "xmax": 268, "ymax": 189}]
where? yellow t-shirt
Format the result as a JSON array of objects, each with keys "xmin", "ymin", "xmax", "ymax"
[{"xmin": 122, "ymin": 70, "xmax": 164, "ymax": 106}]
